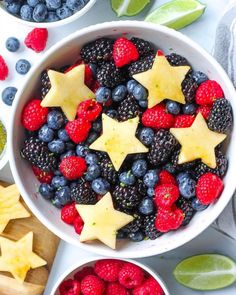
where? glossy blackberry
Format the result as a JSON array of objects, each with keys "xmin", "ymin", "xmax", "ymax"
[
  {"xmin": 208, "ymin": 98, "xmax": 233, "ymax": 133},
  {"xmin": 166, "ymin": 53, "xmax": 190, "ymax": 67},
  {"xmin": 117, "ymin": 94, "xmax": 141, "ymax": 121},
  {"xmin": 21, "ymin": 137, "xmax": 57, "ymax": 172},
  {"xmin": 142, "ymin": 215, "xmax": 162, "ymax": 240},
  {"xmin": 147, "ymin": 130, "xmax": 178, "ymax": 166},
  {"xmin": 128, "ymin": 54, "xmax": 155, "ymax": 77},
  {"xmin": 177, "ymin": 198, "xmax": 195, "ymax": 226},
  {"xmin": 41, "ymin": 71, "xmax": 51, "ymax": 99},
  {"xmin": 113, "ymin": 184, "xmax": 142, "ymax": 211},
  {"xmin": 121, "ymin": 214, "xmax": 143, "ymax": 233},
  {"xmin": 181, "ymin": 76, "xmax": 198, "ymax": 103},
  {"xmin": 130, "ymin": 37, "xmax": 154, "ymax": 57},
  {"xmin": 80, "ymin": 38, "xmax": 114, "ymax": 64},
  {"xmin": 171, "ymin": 148, "xmax": 200, "ymax": 172},
  {"xmin": 97, "ymin": 62, "xmax": 125, "ymax": 88},
  {"xmin": 99, "ymin": 156, "xmax": 118, "ymax": 184},
  {"xmin": 71, "ymin": 180, "xmax": 97, "ymax": 204}
]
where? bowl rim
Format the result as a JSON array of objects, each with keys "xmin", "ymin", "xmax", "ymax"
[
  {"xmin": 8, "ymin": 20, "xmax": 236, "ymax": 258},
  {"xmin": 0, "ymin": 0, "xmax": 97, "ymax": 28},
  {"xmin": 49, "ymin": 256, "xmax": 170, "ymax": 295}
]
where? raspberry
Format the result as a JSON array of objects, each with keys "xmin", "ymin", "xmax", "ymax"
[
  {"xmin": 32, "ymin": 166, "xmax": 53, "ymax": 184},
  {"xmin": 73, "ymin": 215, "xmax": 84, "ymax": 234},
  {"xmin": 77, "ymin": 99, "xmax": 102, "ymax": 122},
  {"xmin": 60, "ymin": 156, "xmax": 87, "ymax": 180},
  {"xmin": 21, "ymin": 99, "xmax": 49, "ymax": 131},
  {"xmin": 59, "ymin": 279, "xmax": 81, "ymax": 295},
  {"xmin": 119, "ymin": 262, "xmax": 144, "ymax": 289},
  {"xmin": 74, "ymin": 266, "xmax": 95, "ymax": 281},
  {"xmin": 0, "ymin": 55, "xmax": 8, "ymax": 80},
  {"xmin": 94, "ymin": 259, "xmax": 124, "ymax": 282},
  {"xmin": 65, "ymin": 118, "xmax": 91, "ymax": 143},
  {"xmin": 155, "ymin": 206, "xmax": 184, "ymax": 233},
  {"xmin": 154, "ymin": 184, "xmax": 180, "ymax": 208},
  {"xmin": 159, "ymin": 170, "xmax": 177, "ymax": 185},
  {"xmin": 133, "ymin": 277, "xmax": 164, "ymax": 295},
  {"xmin": 61, "ymin": 202, "xmax": 78, "ymax": 224},
  {"xmin": 105, "ymin": 283, "xmax": 129, "ymax": 295},
  {"xmin": 113, "ymin": 37, "xmax": 139, "ymax": 67},
  {"xmin": 142, "ymin": 104, "xmax": 174, "ymax": 129},
  {"xmin": 25, "ymin": 28, "xmax": 48, "ymax": 53},
  {"xmin": 195, "ymin": 80, "xmax": 224, "ymax": 106},
  {"xmin": 81, "ymin": 275, "xmax": 105, "ymax": 295},
  {"xmin": 196, "ymin": 172, "xmax": 224, "ymax": 205},
  {"xmin": 173, "ymin": 115, "xmax": 195, "ymax": 128},
  {"xmin": 196, "ymin": 105, "xmax": 211, "ymax": 120}
]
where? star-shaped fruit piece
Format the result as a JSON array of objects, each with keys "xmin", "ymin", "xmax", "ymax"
[
  {"xmin": 0, "ymin": 232, "xmax": 46, "ymax": 283},
  {"xmin": 133, "ymin": 54, "xmax": 190, "ymax": 108},
  {"xmin": 170, "ymin": 113, "xmax": 227, "ymax": 168},
  {"xmin": 76, "ymin": 193, "xmax": 134, "ymax": 249},
  {"xmin": 41, "ymin": 64, "xmax": 95, "ymax": 121},
  {"xmin": 0, "ymin": 184, "xmax": 30, "ymax": 234},
  {"xmin": 89, "ymin": 114, "xmax": 148, "ymax": 170}
]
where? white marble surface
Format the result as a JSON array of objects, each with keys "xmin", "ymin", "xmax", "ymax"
[{"xmin": 0, "ymin": 0, "xmax": 236, "ymax": 294}]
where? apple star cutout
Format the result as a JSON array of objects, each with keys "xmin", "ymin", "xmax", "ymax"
[
  {"xmin": 0, "ymin": 232, "xmax": 46, "ymax": 283},
  {"xmin": 76, "ymin": 193, "xmax": 134, "ymax": 249},
  {"xmin": 41, "ymin": 64, "xmax": 95, "ymax": 121},
  {"xmin": 133, "ymin": 54, "xmax": 190, "ymax": 108},
  {"xmin": 0, "ymin": 184, "xmax": 30, "ymax": 234},
  {"xmin": 89, "ymin": 114, "xmax": 148, "ymax": 171},
  {"xmin": 170, "ymin": 113, "xmax": 227, "ymax": 168}
]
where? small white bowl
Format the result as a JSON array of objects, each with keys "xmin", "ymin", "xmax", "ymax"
[
  {"xmin": 50, "ymin": 257, "xmax": 170, "ymax": 295},
  {"xmin": 8, "ymin": 21, "xmax": 236, "ymax": 258},
  {"xmin": 0, "ymin": 115, "xmax": 8, "ymax": 171},
  {"xmin": 0, "ymin": 0, "xmax": 96, "ymax": 28}
]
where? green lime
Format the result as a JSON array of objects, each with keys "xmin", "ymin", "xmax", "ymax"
[
  {"xmin": 145, "ymin": 0, "xmax": 206, "ymax": 30},
  {"xmin": 173, "ymin": 254, "xmax": 236, "ymax": 290},
  {"xmin": 111, "ymin": 0, "xmax": 150, "ymax": 17}
]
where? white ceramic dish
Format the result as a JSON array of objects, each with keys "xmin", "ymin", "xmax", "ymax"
[
  {"xmin": 0, "ymin": 115, "xmax": 8, "ymax": 171},
  {"xmin": 50, "ymin": 257, "xmax": 170, "ymax": 295},
  {"xmin": 0, "ymin": 0, "xmax": 96, "ymax": 28},
  {"xmin": 9, "ymin": 21, "xmax": 236, "ymax": 258}
]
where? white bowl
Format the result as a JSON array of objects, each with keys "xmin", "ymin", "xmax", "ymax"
[
  {"xmin": 49, "ymin": 257, "xmax": 170, "ymax": 295},
  {"xmin": 9, "ymin": 21, "xmax": 236, "ymax": 258},
  {"xmin": 0, "ymin": 0, "xmax": 96, "ymax": 28}
]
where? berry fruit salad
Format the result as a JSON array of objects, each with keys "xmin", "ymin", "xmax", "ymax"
[{"xmin": 20, "ymin": 36, "xmax": 233, "ymax": 249}]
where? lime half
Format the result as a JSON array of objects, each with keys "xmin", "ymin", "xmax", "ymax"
[
  {"xmin": 145, "ymin": 0, "xmax": 206, "ymax": 30},
  {"xmin": 111, "ymin": 0, "xmax": 150, "ymax": 17},
  {"xmin": 173, "ymin": 254, "xmax": 236, "ymax": 290}
]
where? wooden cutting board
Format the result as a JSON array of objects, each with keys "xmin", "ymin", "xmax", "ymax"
[{"xmin": 0, "ymin": 181, "xmax": 60, "ymax": 295}]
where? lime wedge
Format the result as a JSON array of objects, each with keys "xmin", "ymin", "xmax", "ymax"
[
  {"xmin": 145, "ymin": 0, "xmax": 206, "ymax": 30},
  {"xmin": 173, "ymin": 254, "xmax": 236, "ymax": 290},
  {"xmin": 111, "ymin": 0, "xmax": 150, "ymax": 17}
]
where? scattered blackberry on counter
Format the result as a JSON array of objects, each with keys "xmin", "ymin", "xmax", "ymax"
[
  {"xmin": 113, "ymin": 184, "xmax": 142, "ymax": 211},
  {"xmin": 128, "ymin": 54, "xmax": 155, "ymax": 76},
  {"xmin": 130, "ymin": 37, "xmax": 154, "ymax": 57},
  {"xmin": 181, "ymin": 76, "xmax": 198, "ymax": 103},
  {"xmin": 121, "ymin": 214, "xmax": 143, "ymax": 234},
  {"xmin": 166, "ymin": 53, "xmax": 190, "ymax": 67},
  {"xmin": 41, "ymin": 71, "xmax": 51, "ymax": 98},
  {"xmin": 97, "ymin": 62, "xmax": 125, "ymax": 88},
  {"xmin": 177, "ymin": 198, "xmax": 195, "ymax": 226},
  {"xmin": 117, "ymin": 94, "xmax": 141, "ymax": 121},
  {"xmin": 142, "ymin": 215, "xmax": 162, "ymax": 240},
  {"xmin": 71, "ymin": 180, "xmax": 97, "ymax": 204},
  {"xmin": 99, "ymin": 156, "xmax": 118, "ymax": 184}
]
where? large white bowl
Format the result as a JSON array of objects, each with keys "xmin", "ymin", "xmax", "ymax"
[{"xmin": 9, "ymin": 21, "xmax": 236, "ymax": 258}]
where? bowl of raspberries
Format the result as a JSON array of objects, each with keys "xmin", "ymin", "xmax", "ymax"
[
  {"xmin": 50, "ymin": 257, "xmax": 169, "ymax": 295},
  {"xmin": 0, "ymin": 0, "xmax": 96, "ymax": 27},
  {"xmin": 9, "ymin": 21, "xmax": 236, "ymax": 257}
]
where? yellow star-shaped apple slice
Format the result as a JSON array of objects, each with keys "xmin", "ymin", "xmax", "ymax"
[
  {"xmin": 133, "ymin": 54, "xmax": 190, "ymax": 108},
  {"xmin": 41, "ymin": 64, "xmax": 95, "ymax": 121},
  {"xmin": 76, "ymin": 193, "xmax": 134, "ymax": 249},
  {"xmin": 89, "ymin": 114, "xmax": 148, "ymax": 171},
  {"xmin": 0, "ymin": 232, "xmax": 47, "ymax": 283},
  {"xmin": 170, "ymin": 113, "xmax": 227, "ymax": 168},
  {"xmin": 0, "ymin": 184, "xmax": 30, "ymax": 234}
]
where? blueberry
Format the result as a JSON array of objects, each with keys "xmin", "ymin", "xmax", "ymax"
[
  {"xmin": 51, "ymin": 176, "xmax": 68, "ymax": 189},
  {"xmin": 112, "ymin": 85, "xmax": 127, "ymax": 102},
  {"xmin": 138, "ymin": 127, "xmax": 154, "ymax": 146},
  {"xmin": 139, "ymin": 100, "xmax": 148, "ymax": 108},
  {"xmin": 60, "ymin": 150, "xmax": 76, "ymax": 159},
  {"xmin": 89, "ymin": 63, "xmax": 97, "ymax": 78},
  {"xmin": 48, "ymin": 139, "xmax": 65, "ymax": 154},
  {"xmin": 177, "ymin": 173, "xmax": 196, "ymax": 199},
  {"xmin": 66, "ymin": 0, "xmax": 85, "ymax": 11},
  {"xmin": 6, "ymin": 2, "xmax": 21, "ymax": 15},
  {"xmin": 76, "ymin": 144, "xmax": 89, "ymax": 157},
  {"xmin": 133, "ymin": 84, "xmax": 148, "ymax": 101},
  {"xmin": 119, "ymin": 171, "xmax": 136, "ymax": 186},
  {"xmin": 46, "ymin": 11, "xmax": 60, "ymax": 22},
  {"xmin": 92, "ymin": 178, "xmax": 110, "ymax": 195},
  {"xmin": 39, "ymin": 183, "xmax": 54, "ymax": 199},
  {"xmin": 166, "ymin": 100, "xmax": 181, "ymax": 115},
  {"xmin": 192, "ymin": 71, "xmax": 208, "ymax": 85},
  {"xmin": 27, "ymin": 0, "xmax": 40, "ymax": 7},
  {"xmin": 143, "ymin": 170, "xmax": 158, "ymax": 188},
  {"xmin": 53, "ymin": 186, "xmax": 71, "ymax": 208},
  {"xmin": 128, "ymin": 230, "xmax": 145, "ymax": 242},
  {"xmin": 56, "ymin": 4, "xmax": 73, "ymax": 19},
  {"xmin": 95, "ymin": 87, "xmax": 111, "ymax": 103},
  {"xmin": 5, "ymin": 37, "xmax": 20, "ymax": 52},
  {"xmin": 182, "ymin": 103, "xmax": 197, "ymax": 115},
  {"xmin": 47, "ymin": 110, "xmax": 64, "ymax": 129},
  {"xmin": 105, "ymin": 109, "xmax": 118, "ymax": 119},
  {"xmin": 46, "ymin": 0, "xmax": 61, "ymax": 10},
  {"xmin": 85, "ymin": 153, "xmax": 98, "ymax": 165},
  {"xmin": 139, "ymin": 197, "xmax": 154, "ymax": 215},
  {"xmin": 20, "ymin": 4, "xmax": 33, "ymax": 21},
  {"xmin": 86, "ymin": 132, "xmax": 99, "ymax": 145},
  {"xmin": 191, "ymin": 198, "xmax": 208, "ymax": 211},
  {"xmin": 117, "ymin": 230, "xmax": 127, "ymax": 239},
  {"xmin": 127, "ymin": 80, "xmax": 138, "ymax": 94},
  {"xmin": 33, "ymin": 3, "xmax": 48, "ymax": 22},
  {"xmin": 92, "ymin": 121, "xmax": 102, "ymax": 133},
  {"xmin": 38, "ymin": 125, "xmax": 54, "ymax": 142},
  {"xmin": 1, "ymin": 87, "xmax": 17, "ymax": 106},
  {"xmin": 85, "ymin": 164, "xmax": 101, "ymax": 181},
  {"xmin": 58, "ymin": 129, "xmax": 70, "ymax": 141},
  {"xmin": 15, "ymin": 59, "xmax": 31, "ymax": 75},
  {"xmin": 132, "ymin": 159, "xmax": 147, "ymax": 178},
  {"xmin": 147, "ymin": 188, "xmax": 154, "ymax": 197}
]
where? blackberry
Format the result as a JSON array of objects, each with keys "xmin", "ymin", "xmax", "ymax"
[
  {"xmin": 177, "ymin": 198, "xmax": 195, "ymax": 226},
  {"xmin": 142, "ymin": 215, "xmax": 162, "ymax": 240},
  {"xmin": 147, "ymin": 130, "xmax": 178, "ymax": 166},
  {"xmin": 71, "ymin": 180, "xmax": 97, "ymax": 204},
  {"xmin": 208, "ymin": 98, "xmax": 233, "ymax": 133},
  {"xmin": 113, "ymin": 184, "xmax": 142, "ymax": 210},
  {"xmin": 130, "ymin": 37, "xmax": 154, "ymax": 57},
  {"xmin": 97, "ymin": 62, "xmax": 126, "ymax": 88},
  {"xmin": 171, "ymin": 148, "xmax": 200, "ymax": 172},
  {"xmin": 21, "ymin": 137, "xmax": 57, "ymax": 172},
  {"xmin": 181, "ymin": 76, "xmax": 198, "ymax": 103},
  {"xmin": 80, "ymin": 38, "xmax": 114, "ymax": 64},
  {"xmin": 121, "ymin": 213, "xmax": 143, "ymax": 233},
  {"xmin": 99, "ymin": 156, "xmax": 118, "ymax": 184},
  {"xmin": 117, "ymin": 94, "xmax": 141, "ymax": 121},
  {"xmin": 166, "ymin": 53, "xmax": 190, "ymax": 67},
  {"xmin": 136, "ymin": 179, "xmax": 146, "ymax": 197},
  {"xmin": 41, "ymin": 70, "xmax": 51, "ymax": 99},
  {"xmin": 128, "ymin": 54, "xmax": 155, "ymax": 77}
]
